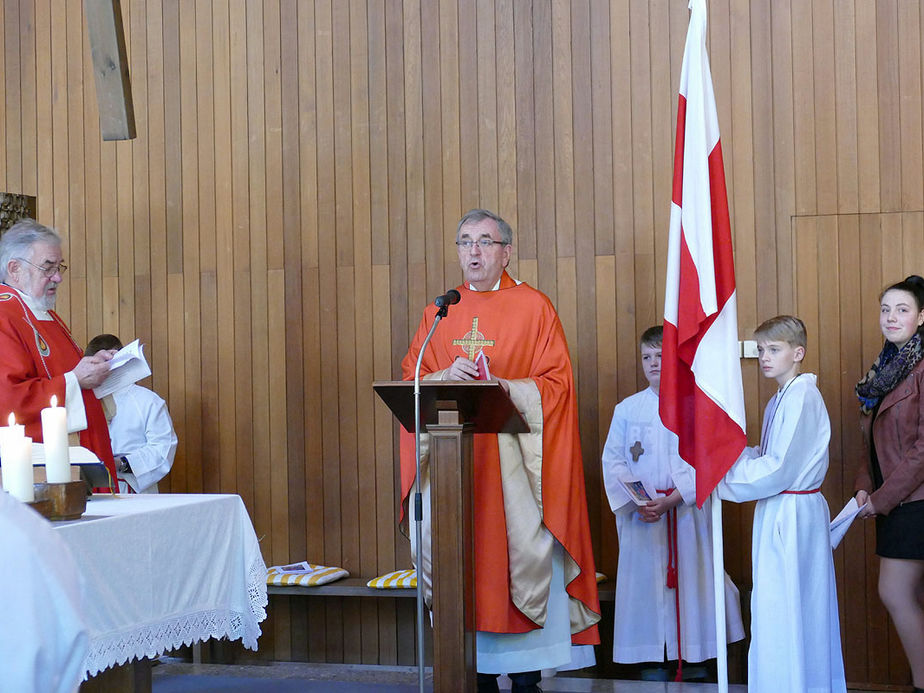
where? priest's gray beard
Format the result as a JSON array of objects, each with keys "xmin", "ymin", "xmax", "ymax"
[{"xmin": 38, "ymin": 285, "xmax": 58, "ymax": 312}]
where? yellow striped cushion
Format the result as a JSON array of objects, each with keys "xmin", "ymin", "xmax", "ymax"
[
  {"xmin": 267, "ymin": 562, "xmax": 349, "ymax": 587},
  {"xmin": 366, "ymin": 569, "xmax": 417, "ymax": 589}
]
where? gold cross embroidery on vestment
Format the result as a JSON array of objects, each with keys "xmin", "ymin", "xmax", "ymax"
[{"xmin": 452, "ymin": 317, "xmax": 495, "ymax": 361}]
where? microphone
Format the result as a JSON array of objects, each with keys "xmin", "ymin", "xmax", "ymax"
[{"xmin": 434, "ymin": 289, "xmax": 461, "ymax": 308}]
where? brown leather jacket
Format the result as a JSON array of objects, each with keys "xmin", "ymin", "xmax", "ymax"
[{"xmin": 855, "ymin": 358, "xmax": 924, "ymax": 514}]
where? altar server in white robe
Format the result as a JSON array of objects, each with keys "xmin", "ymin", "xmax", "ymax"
[
  {"xmin": 0, "ymin": 490, "xmax": 89, "ymax": 693},
  {"xmin": 87, "ymin": 334, "xmax": 178, "ymax": 493},
  {"xmin": 601, "ymin": 326, "xmax": 744, "ymax": 675},
  {"xmin": 718, "ymin": 316, "xmax": 846, "ymax": 693}
]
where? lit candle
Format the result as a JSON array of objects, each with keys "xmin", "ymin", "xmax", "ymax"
[
  {"xmin": 41, "ymin": 395, "xmax": 70, "ymax": 484},
  {"xmin": 1, "ymin": 427, "xmax": 34, "ymax": 503}
]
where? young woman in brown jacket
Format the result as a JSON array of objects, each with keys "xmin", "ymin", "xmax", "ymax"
[{"xmin": 855, "ymin": 275, "xmax": 924, "ymax": 693}]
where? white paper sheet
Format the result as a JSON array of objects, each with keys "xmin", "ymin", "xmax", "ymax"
[
  {"xmin": 830, "ymin": 496, "xmax": 866, "ymax": 549},
  {"xmin": 92, "ymin": 339, "xmax": 152, "ymax": 398}
]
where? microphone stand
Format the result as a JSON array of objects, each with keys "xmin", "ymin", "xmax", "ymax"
[{"xmin": 412, "ymin": 301, "xmax": 450, "ymax": 693}]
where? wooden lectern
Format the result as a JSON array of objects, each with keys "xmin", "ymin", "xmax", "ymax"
[{"xmin": 374, "ymin": 380, "xmax": 528, "ymax": 693}]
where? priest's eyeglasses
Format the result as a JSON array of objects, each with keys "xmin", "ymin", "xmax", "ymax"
[
  {"xmin": 456, "ymin": 239, "xmax": 506, "ymax": 250},
  {"xmin": 18, "ymin": 258, "xmax": 68, "ymax": 277}
]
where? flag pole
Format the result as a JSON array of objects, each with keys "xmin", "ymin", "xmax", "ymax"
[{"xmin": 711, "ymin": 490, "xmax": 728, "ymax": 693}]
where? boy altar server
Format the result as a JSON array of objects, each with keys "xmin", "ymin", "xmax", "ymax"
[
  {"xmin": 718, "ymin": 316, "xmax": 846, "ymax": 693},
  {"xmin": 601, "ymin": 326, "xmax": 744, "ymax": 679}
]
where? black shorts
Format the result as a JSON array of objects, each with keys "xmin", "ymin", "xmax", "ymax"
[{"xmin": 876, "ymin": 499, "xmax": 924, "ymax": 559}]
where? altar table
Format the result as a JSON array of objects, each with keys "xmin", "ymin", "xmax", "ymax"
[{"xmin": 53, "ymin": 493, "xmax": 267, "ymax": 679}]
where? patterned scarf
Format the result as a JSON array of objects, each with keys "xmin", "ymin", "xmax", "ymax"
[{"xmin": 855, "ymin": 332, "xmax": 924, "ymax": 414}]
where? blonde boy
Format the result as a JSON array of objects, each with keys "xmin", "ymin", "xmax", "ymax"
[{"xmin": 718, "ymin": 316, "xmax": 846, "ymax": 693}]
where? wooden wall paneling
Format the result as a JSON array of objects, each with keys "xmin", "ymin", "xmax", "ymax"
[
  {"xmin": 127, "ymin": 0, "xmax": 149, "ymax": 343},
  {"xmin": 243, "ymin": 0, "xmax": 266, "ymax": 516},
  {"xmin": 276, "ymin": 0, "xmax": 300, "ymax": 661},
  {"xmin": 569, "ymin": 0, "xmax": 600, "ymax": 546},
  {"xmin": 296, "ymin": 14, "xmax": 320, "ymax": 661},
  {"xmin": 331, "ymin": 1, "xmax": 362, "ymax": 666},
  {"xmin": 898, "ymin": 3, "xmax": 923, "ymax": 211},
  {"xmin": 145, "ymin": 0, "xmax": 168, "ymax": 417},
  {"xmin": 4, "ymin": 0, "xmax": 21, "ymax": 189},
  {"xmin": 162, "ymin": 0, "xmax": 181, "ymax": 276},
  {"xmin": 267, "ymin": 267, "xmax": 291, "ymax": 659},
  {"xmin": 62, "ymin": 0, "xmax": 82, "ymax": 335},
  {"xmin": 532, "ymin": 0, "xmax": 556, "ymax": 300},
  {"xmin": 83, "ymin": 10, "xmax": 107, "ymax": 331},
  {"xmin": 833, "ymin": 0, "xmax": 859, "ymax": 214},
  {"xmin": 812, "ymin": 0, "xmax": 837, "ymax": 216},
  {"xmin": 18, "ymin": 0, "xmax": 34, "ymax": 193},
  {"xmin": 420, "ymin": 0, "xmax": 444, "ymax": 299},
  {"xmin": 348, "ymin": 0, "xmax": 381, "ymax": 664},
  {"xmin": 594, "ymin": 254, "xmax": 618, "ymax": 576},
  {"xmin": 0, "ymin": 1, "xmax": 7, "ymax": 187},
  {"xmin": 835, "ymin": 213, "xmax": 868, "ymax": 685},
  {"xmin": 337, "ymin": 265, "xmax": 362, "ymax": 664},
  {"xmin": 438, "ymin": 0, "xmax": 461, "ymax": 283},
  {"xmin": 226, "ymin": 0, "xmax": 248, "ymax": 499},
  {"xmin": 790, "ymin": 0, "xmax": 816, "ymax": 217},
  {"xmin": 402, "ymin": 0, "xmax": 426, "ymax": 325},
  {"xmin": 628, "ymin": 0, "xmax": 654, "ymax": 332},
  {"xmin": 166, "ymin": 273, "xmax": 187, "ymax": 491},
  {"xmin": 904, "ymin": 211, "xmax": 924, "ymax": 275},
  {"xmin": 312, "ymin": 0, "xmax": 343, "ymax": 663},
  {"xmin": 384, "ymin": 0, "xmax": 409, "ymax": 368},
  {"xmin": 495, "ymin": 0, "xmax": 516, "ymax": 242},
  {"xmin": 34, "ymin": 0, "xmax": 52, "ymax": 221},
  {"xmin": 210, "ymin": 0, "xmax": 233, "ymax": 496},
  {"xmin": 257, "ymin": 0, "xmax": 283, "ymax": 560},
  {"xmin": 551, "ymin": 0, "xmax": 573, "ymax": 263},
  {"xmin": 769, "ymin": 0, "xmax": 795, "ymax": 313},
  {"xmin": 178, "ymin": 0, "xmax": 203, "ymax": 495},
  {"xmin": 876, "ymin": 1, "xmax": 900, "ymax": 213},
  {"xmin": 513, "ymin": 0, "xmax": 538, "ymax": 262},
  {"xmin": 589, "ymin": 0, "xmax": 613, "ymax": 257},
  {"xmin": 456, "ymin": 0, "xmax": 478, "ymax": 213},
  {"xmin": 372, "ymin": 265, "xmax": 399, "ymax": 665},
  {"xmin": 855, "ymin": 0, "xmax": 879, "ymax": 213},
  {"xmin": 475, "ymin": 0, "xmax": 498, "ymax": 214},
  {"xmin": 647, "ymin": 0, "xmax": 671, "ymax": 311},
  {"xmin": 608, "ymin": 0, "xmax": 635, "ymax": 401},
  {"xmin": 728, "ymin": 0, "xmax": 756, "ymax": 331}
]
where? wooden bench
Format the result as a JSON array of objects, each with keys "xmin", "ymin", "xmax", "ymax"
[
  {"xmin": 266, "ymin": 577, "xmax": 415, "ymax": 598},
  {"xmin": 267, "ymin": 577, "xmax": 615, "ymax": 601}
]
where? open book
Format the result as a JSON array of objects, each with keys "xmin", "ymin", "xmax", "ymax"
[{"xmin": 93, "ymin": 339, "xmax": 152, "ymax": 398}]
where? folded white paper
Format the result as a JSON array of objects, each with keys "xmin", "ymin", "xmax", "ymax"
[
  {"xmin": 93, "ymin": 339, "xmax": 152, "ymax": 398},
  {"xmin": 830, "ymin": 497, "xmax": 866, "ymax": 549}
]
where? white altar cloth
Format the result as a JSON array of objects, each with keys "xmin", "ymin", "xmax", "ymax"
[{"xmin": 54, "ymin": 493, "xmax": 267, "ymax": 678}]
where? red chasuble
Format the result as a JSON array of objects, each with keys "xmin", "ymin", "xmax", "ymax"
[
  {"xmin": 400, "ymin": 272, "xmax": 600, "ymax": 644},
  {"xmin": 0, "ymin": 289, "xmax": 118, "ymax": 489}
]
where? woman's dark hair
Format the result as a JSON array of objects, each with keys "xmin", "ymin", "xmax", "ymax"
[{"xmin": 881, "ymin": 275, "xmax": 924, "ymax": 334}]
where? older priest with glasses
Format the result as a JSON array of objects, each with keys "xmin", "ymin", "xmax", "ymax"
[
  {"xmin": 400, "ymin": 209, "xmax": 601, "ymax": 693},
  {"xmin": 0, "ymin": 219, "xmax": 118, "ymax": 489}
]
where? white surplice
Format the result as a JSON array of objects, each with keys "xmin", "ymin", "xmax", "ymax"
[
  {"xmin": 109, "ymin": 384, "xmax": 178, "ymax": 493},
  {"xmin": 718, "ymin": 373, "xmax": 846, "ymax": 693},
  {"xmin": 0, "ymin": 490, "xmax": 88, "ymax": 693},
  {"xmin": 601, "ymin": 387, "xmax": 745, "ymax": 663}
]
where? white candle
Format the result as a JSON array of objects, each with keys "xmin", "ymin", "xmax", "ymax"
[
  {"xmin": 2, "ymin": 434, "xmax": 34, "ymax": 502},
  {"xmin": 41, "ymin": 395, "xmax": 70, "ymax": 484}
]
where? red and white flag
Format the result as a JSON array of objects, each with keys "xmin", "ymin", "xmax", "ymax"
[{"xmin": 660, "ymin": 0, "xmax": 746, "ymax": 508}]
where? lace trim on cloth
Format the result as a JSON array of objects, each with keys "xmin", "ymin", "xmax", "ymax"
[{"xmin": 82, "ymin": 553, "xmax": 269, "ymax": 679}]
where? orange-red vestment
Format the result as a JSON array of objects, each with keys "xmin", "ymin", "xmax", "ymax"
[
  {"xmin": 400, "ymin": 272, "xmax": 600, "ymax": 644},
  {"xmin": 0, "ymin": 289, "xmax": 118, "ymax": 488}
]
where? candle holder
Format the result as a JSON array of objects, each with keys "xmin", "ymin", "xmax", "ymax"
[
  {"xmin": 26, "ymin": 496, "xmax": 54, "ymax": 519},
  {"xmin": 33, "ymin": 480, "xmax": 88, "ymax": 520}
]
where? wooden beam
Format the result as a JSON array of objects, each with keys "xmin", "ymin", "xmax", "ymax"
[{"xmin": 84, "ymin": 0, "xmax": 135, "ymax": 140}]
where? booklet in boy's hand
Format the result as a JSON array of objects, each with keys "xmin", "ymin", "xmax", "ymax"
[
  {"xmin": 618, "ymin": 477, "xmax": 658, "ymax": 506},
  {"xmin": 830, "ymin": 496, "xmax": 866, "ymax": 549},
  {"xmin": 93, "ymin": 339, "xmax": 152, "ymax": 398}
]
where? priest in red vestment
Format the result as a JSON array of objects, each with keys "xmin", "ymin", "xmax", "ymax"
[
  {"xmin": 0, "ymin": 219, "xmax": 118, "ymax": 489},
  {"xmin": 400, "ymin": 209, "xmax": 600, "ymax": 693}
]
